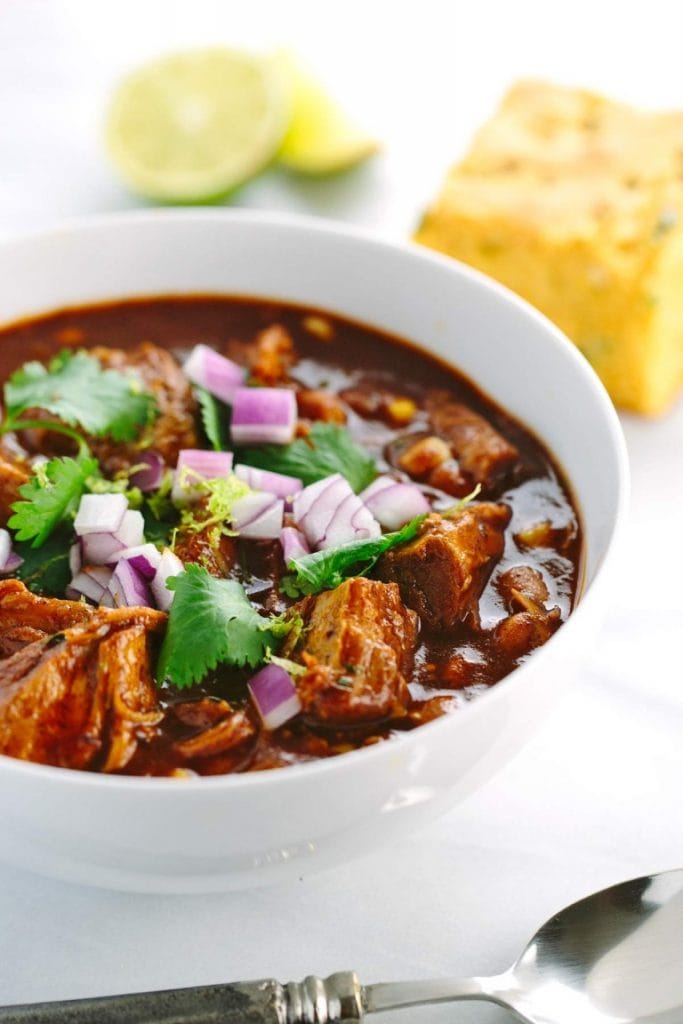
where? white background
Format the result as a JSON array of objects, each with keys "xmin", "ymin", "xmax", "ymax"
[{"xmin": 1, "ymin": 2, "xmax": 682, "ymax": 1020}]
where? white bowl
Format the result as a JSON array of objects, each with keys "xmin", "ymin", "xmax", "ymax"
[{"xmin": 0, "ymin": 211, "xmax": 628, "ymax": 893}]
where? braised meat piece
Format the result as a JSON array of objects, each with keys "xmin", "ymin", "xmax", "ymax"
[
  {"xmin": 0, "ymin": 589, "xmax": 165, "ymax": 770},
  {"xmin": 0, "ymin": 579, "xmax": 93, "ymax": 658},
  {"xmin": 173, "ymin": 521, "xmax": 237, "ymax": 578},
  {"xmin": 174, "ymin": 701, "xmax": 256, "ymax": 760},
  {"xmin": 377, "ymin": 506, "xmax": 510, "ymax": 630},
  {"xmin": 90, "ymin": 342, "xmax": 198, "ymax": 475},
  {"xmin": 496, "ymin": 565, "xmax": 550, "ymax": 613},
  {"xmin": 90, "ymin": 625, "xmax": 164, "ymax": 772},
  {"xmin": 249, "ymin": 324, "xmax": 295, "ymax": 385},
  {"xmin": 492, "ymin": 608, "xmax": 561, "ymax": 660},
  {"xmin": 493, "ymin": 564, "xmax": 560, "ymax": 659},
  {"xmin": 285, "ymin": 578, "xmax": 418, "ymax": 726},
  {"xmin": 426, "ymin": 392, "xmax": 519, "ymax": 488},
  {"xmin": 296, "ymin": 389, "xmax": 347, "ymax": 424},
  {"xmin": 0, "ymin": 442, "xmax": 29, "ymax": 526}
]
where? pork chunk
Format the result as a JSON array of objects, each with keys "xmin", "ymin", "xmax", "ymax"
[
  {"xmin": 173, "ymin": 522, "xmax": 237, "ymax": 578},
  {"xmin": 286, "ymin": 578, "xmax": 418, "ymax": 726},
  {"xmin": 0, "ymin": 583, "xmax": 165, "ymax": 769},
  {"xmin": 0, "ymin": 442, "xmax": 30, "ymax": 526},
  {"xmin": 0, "ymin": 579, "xmax": 93, "ymax": 657},
  {"xmin": 249, "ymin": 325, "xmax": 295, "ymax": 385},
  {"xmin": 426, "ymin": 392, "xmax": 519, "ymax": 488},
  {"xmin": 496, "ymin": 565, "xmax": 550, "ymax": 614},
  {"xmin": 90, "ymin": 342, "xmax": 198, "ymax": 475},
  {"xmin": 378, "ymin": 506, "xmax": 510, "ymax": 630},
  {"xmin": 493, "ymin": 565, "xmax": 561, "ymax": 660}
]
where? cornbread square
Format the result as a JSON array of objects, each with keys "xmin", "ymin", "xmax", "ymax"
[{"xmin": 415, "ymin": 81, "xmax": 683, "ymax": 414}]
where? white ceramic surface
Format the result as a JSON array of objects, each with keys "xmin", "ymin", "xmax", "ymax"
[{"xmin": 0, "ymin": 211, "xmax": 628, "ymax": 893}]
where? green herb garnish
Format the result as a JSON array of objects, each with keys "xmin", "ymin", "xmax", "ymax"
[
  {"xmin": 196, "ymin": 387, "xmax": 230, "ymax": 451},
  {"xmin": 2, "ymin": 350, "xmax": 156, "ymax": 442},
  {"xmin": 14, "ymin": 526, "xmax": 73, "ymax": 596},
  {"xmin": 281, "ymin": 514, "xmax": 426, "ymax": 597},
  {"xmin": 241, "ymin": 422, "xmax": 376, "ymax": 493},
  {"xmin": 157, "ymin": 564, "xmax": 296, "ymax": 689},
  {"xmin": 441, "ymin": 482, "xmax": 482, "ymax": 518},
  {"xmin": 8, "ymin": 452, "xmax": 99, "ymax": 548}
]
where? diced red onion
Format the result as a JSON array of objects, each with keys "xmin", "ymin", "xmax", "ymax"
[
  {"xmin": 1, "ymin": 552, "xmax": 23, "ymax": 574},
  {"xmin": 98, "ymin": 588, "xmax": 115, "ymax": 609},
  {"xmin": 0, "ymin": 529, "xmax": 23, "ymax": 575},
  {"xmin": 151, "ymin": 548, "xmax": 185, "ymax": 612},
  {"xmin": 172, "ymin": 449, "xmax": 234, "ymax": 505},
  {"xmin": 116, "ymin": 510, "xmax": 145, "ymax": 548},
  {"xmin": 248, "ymin": 665, "xmax": 302, "ymax": 730},
  {"xmin": 231, "ymin": 493, "xmax": 284, "ymax": 539},
  {"xmin": 129, "ymin": 451, "xmax": 165, "ymax": 492},
  {"xmin": 117, "ymin": 543, "xmax": 163, "ymax": 580},
  {"xmin": 234, "ymin": 464, "xmax": 303, "ymax": 501},
  {"xmin": 230, "ymin": 387, "xmax": 297, "ymax": 445},
  {"xmin": 69, "ymin": 542, "xmax": 82, "ymax": 577},
  {"xmin": 81, "ymin": 532, "xmax": 125, "ymax": 565},
  {"xmin": 183, "ymin": 344, "xmax": 245, "ymax": 404},
  {"xmin": 80, "ymin": 509, "xmax": 145, "ymax": 565},
  {"xmin": 70, "ymin": 566, "xmax": 114, "ymax": 604},
  {"xmin": 29, "ymin": 454, "xmax": 49, "ymax": 471},
  {"xmin": 0, "ymin": 529, "xmax": 10, "ymax": 570},
  {"xmin": 280, "ymin": 526, "xmax": 310, "ymax": 563},
  {"xmin": 293, "ymin": 474, "xmax": 381, "ymax": 550},
  {"xmin": 107, "ymin": 559, "xmax": 152, "ymax": 608},
  {"xmin": 74, "ymin": 493, "xmax": 127, "ymax": 536},
  {"xmin": 360, "ymin": 476, "xmax": 430, "ymax": 530}
]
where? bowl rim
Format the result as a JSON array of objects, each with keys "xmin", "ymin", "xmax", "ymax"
[{"xmin": 0, "ymin": 208, "xmax": 630, "ymax": 792}]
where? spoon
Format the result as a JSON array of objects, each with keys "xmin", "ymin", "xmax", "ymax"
[{"xmin": 1, "ymin": 868, "xmax": 681, "ymax": 1023}]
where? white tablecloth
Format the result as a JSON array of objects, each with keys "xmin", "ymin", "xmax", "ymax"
[{"xmin": 1, "ymin": 3, "xmax": 681, "ymax": 1019}]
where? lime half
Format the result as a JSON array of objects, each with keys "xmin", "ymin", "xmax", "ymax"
[
  {"xmin": 276, "ymin": 52, "xmax": 379, "ymax": 176},
  {"xmin": 106, "ymin": 48, "xmax": 289, "ymax": 202}
]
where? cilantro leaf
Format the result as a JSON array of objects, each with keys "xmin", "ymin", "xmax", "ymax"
[
  {"xmin": 282, "ymin": 514, "xmax": 427, "ymax": 597},
  {"xmin": 196, "ymin": 387, "xmax": 230, "ymax": 451},
  {"xmin": 241, "ymin": 423, "xmax": 376, "ymax": 493},
  {"xmin": 14, "ymin": 526, "xmax": 73, "ymax": 596},
  {"xmin": 8, "ymin": 453, "xmax": 99, "ymax": 547},
  {"xmin": 157, "ymin": 565, "xmax": 279, "ymax": 688},
  {"xmin": 4, "ymin": 350, "xmax": 156, "ymax": 442}
]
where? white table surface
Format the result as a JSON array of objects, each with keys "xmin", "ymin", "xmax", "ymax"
[{"xmin": 1, "ymin": 2, "xmax": 682, "ymax": 1019}]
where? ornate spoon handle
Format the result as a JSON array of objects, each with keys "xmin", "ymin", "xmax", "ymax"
[
  {"xmin": 0, "ymin": 974, "xmax": 363, "ymax": 1024},
  {"xmin": 0, "ymin": 970, "xmax": 505, "ymax": 1023}
]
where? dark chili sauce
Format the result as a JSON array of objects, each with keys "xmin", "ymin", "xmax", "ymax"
[{"xmin": 0, "ymin": 297, "xmax": 582, "ymax": 775}]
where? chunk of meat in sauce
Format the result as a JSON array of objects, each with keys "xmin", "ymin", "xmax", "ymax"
[
  {"xmin": 285, "ymin": 578, "xmax": 418, "ymax": 726},
  {"xmin": 249, "ymin": 324, "xmax": 295, "ymax": 385},
  {"xmin": 90, "ymin": 342, "xmax": 198, "ymax": 475},
  {"xmin": 0, "ymin": 442, "xmax": 29, "ymax": 527},
  {"xmin": 377, "ymin": 506, "xmax": 510, "ymax": 630},
  {"xmin": 426, "ymin": 392, "xmax": 519, "ymax": 488},
  {"xmin": 496, "ymin": 565, "xmax": 550, "ymax": 614},
  {"xmin": 296, "ymin": 389, "xmax": 347, "ymax": 424},
  {"xmin": 493, "ymin": 564, "xmax": 561, "ymax": 660},
  {"xmin": 0, "ymin": 585, "xmax": 165, "ymax": 769},
  {"xmin": 173, "ymin": 519, "xmax": 237, "ymax": 578},
  {"xmin": 0, "ymin": 579, "xmax": 93, "ymax": 658},
  {"xmin": 174, "ymin": 700, "xmax": 256, "ymax": 760}
]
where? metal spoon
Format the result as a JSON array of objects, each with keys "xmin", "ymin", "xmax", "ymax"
[{"xmin": 1, "ymin": 868, "xmax": 681, "ymax": 1023}]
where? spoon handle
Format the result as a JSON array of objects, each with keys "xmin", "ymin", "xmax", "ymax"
[
  {"xmin": 0, "ymin": 974, "xmax": 363, "ymax": 1023},
  {"xmin": 0, "ymin": 971, "xmax": 507, "ymax": 1022}
]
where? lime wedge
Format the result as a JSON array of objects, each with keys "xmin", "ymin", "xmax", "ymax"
[
  {"xmin": 105, "ymin": 48, "xmax": 289, "ymax": 202},
  {"xmin": 276, "ymin": 52, "xmax": 379, "ymax": 175}
]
